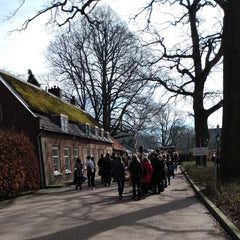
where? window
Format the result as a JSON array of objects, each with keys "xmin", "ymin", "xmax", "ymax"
[
  {"xmin": 90, "ymin": 148, "xmax": 94, "ymax": 158},
  {"xmin": 100, "ymin": 128, "xmax": 104, "ymax": 137},
  {"xmin": 105, "ymin": 132, "xmax": 110, "ymax": 139},
  {"xmin": 95, "ymin": 126, "xmax": 98, "ymax": 137},
  {"xmin": 52, "ymin": 147, "xmax": 61, "ymax": 175},
  {"xmin": 64, "ymin": 148, "xmax": 71, "ymax": 173},
  {"xmin": 0, "ymin": 105, "xmax": 2, "ymax": 121},
  {"xmin": 96, "ymin": 149, "xmax": 99, "ymax": 160},
  {"xmin": 83, "ymin": 149, "xmax": 88, "ymax": 165},
  {"xmin": 61, "ymin": 114, "xmax": 68, "ymax": 133},
  {"xmin": 74, "ymin": 148, "xmax": 79, "ymax": 162},
  {"xmin": 98, "ymin": 149, "xmax": 104, "ymax": 159},
  {"xmin": 86, "ymin": 123, "xmax": 90, "ymax": 136}
]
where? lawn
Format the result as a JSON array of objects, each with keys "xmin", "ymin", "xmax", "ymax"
[{"xmin": 181, "ymin": 161, "xmax": 240, "ymax": 230}]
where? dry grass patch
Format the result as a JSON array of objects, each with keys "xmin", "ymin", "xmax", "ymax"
[{"xmin": 182, "ymin": 161, "xmax": 240, "ymax": 229}]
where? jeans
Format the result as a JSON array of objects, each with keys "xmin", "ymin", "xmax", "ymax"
[{"xmin": 87, "ymin": 172, "xmax": 95, "ymax": 188}]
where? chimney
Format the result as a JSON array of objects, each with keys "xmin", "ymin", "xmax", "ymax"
[
  {"xmin": 48, "ymin": 86, "xmax": 62, "ymax": 99},
  {"xmin": 70, "ymin": 96, "xmax": 77, "ymax": 106}
]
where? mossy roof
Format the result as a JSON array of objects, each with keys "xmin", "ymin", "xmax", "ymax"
[{"xmin": 0, "ymin": 71, "xmax": 99, "ymax": 127}]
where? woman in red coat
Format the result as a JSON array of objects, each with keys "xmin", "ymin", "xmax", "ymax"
[{"xmin": 141, "ymin": 156, "xmax": 153, "ymax": 196}]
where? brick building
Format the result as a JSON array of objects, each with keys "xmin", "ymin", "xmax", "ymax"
[{"xmin": 0, "ymin": 70, "xmax": 117, "ymax": 187}]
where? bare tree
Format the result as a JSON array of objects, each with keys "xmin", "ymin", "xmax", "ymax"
[
  {"xmin": 139, "ymin": 1, "xmax": 223, "ymax": 160},
  {"xmin": 11, "ymin": 0, "xmax": 100, "ymax": 31},
  {"xmin": 13, "ymin": 2, "xmax": 223, "ymax": 147},
  {"xmin": 46, "ymin": 6, "xmax": 150, "ymax": 134},
  {"xmin": 138, "ymin": 0, "xmax": 240, "ymax": 176},
  {"xmin": 136, "ymin": 133, "xmax": 160, "ymax": 151},
  {"xmin": 12, "ymin": 0, "xmax": 240, "ymax": 178},
  {"xmin": 175, "ymin": 127, "xmax": 195, "ymax": 152},
  {"xmin": 149, "ymin": 104, "xmax": 186, "ymax": 148}
]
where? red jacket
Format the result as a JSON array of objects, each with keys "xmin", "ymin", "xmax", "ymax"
[{"xmin": 141, "ymin": 161, "xmax": 153, "ymax": 183}]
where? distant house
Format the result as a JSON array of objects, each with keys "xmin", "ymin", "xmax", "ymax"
[
  {"xmin": 0, "ymin": 70, "xmax": 115, "ymax": 187},
  {"xmin": 110, "ymin": 136, "xmax": 126, "ymax": 154}
]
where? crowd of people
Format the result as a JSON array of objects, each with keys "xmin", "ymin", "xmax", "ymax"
[{"xmin": 73, "ymin": 150, "xmax": 179, "ymax": 201}]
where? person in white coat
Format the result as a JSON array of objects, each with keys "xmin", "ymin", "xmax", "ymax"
[{"xmin": 86, "ymin": 155, "xmax": 95, "ymax": 189}]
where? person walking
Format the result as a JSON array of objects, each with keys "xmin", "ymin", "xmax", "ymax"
[
  {"xmin": 112, "ymin": 156, "xmax": 125, "ymax": 199},
  {"xmin": 91, "ymin": 156, "xmax": 96, "ymax": 186},
  {"xmin": 104, "ymin": 153, "xmax": 113, "ymax": 186},
  {"xmin": 74, "ymin": 158, "xmax": 85, "ymax": 190},
  {"xmin": 173, "ymin": 152, "xmax": 179, "ymax": 172},
  {"xmin": 150, "ymin": 152, "xmax": 164, "ymax": 194},
  {"xmin": 165, "ymin": 154, "xmax": 172, "ymax": 185},
  {"xmin": 86, "ymin": 155, "xmax": 95, "ymax": 190},
  {"xmin": 129, "ymin": 155, "xmax": 143, "ymax": 200},
  {"xmin": 97, "ymin": 154, "xmax": 105, "ymax": 184},
  {"xmin": 141, "ymin": 156, "xmax": 153, "ymax": 196}
]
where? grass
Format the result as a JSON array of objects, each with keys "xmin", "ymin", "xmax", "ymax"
[{"xmin": 182, "ymin": 161, "xmax": 240, "ymax": 229}]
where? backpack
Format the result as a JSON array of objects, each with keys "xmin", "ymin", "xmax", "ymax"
[
  {"xmin": 87, "ymin": 164, "xmax": 92, "ymax": 173},
  {"xmin": 75, "ymin": 163, "xmax": 83, "ymax": 178}
]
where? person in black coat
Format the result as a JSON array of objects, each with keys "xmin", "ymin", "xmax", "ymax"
[
  {"xmin": 112, "ymin": 156, "xmax": 125, "ymax": 199},
  {"xmin": 103, "ymin": 153, "xmax": 113, "ymax": 186},
  {"xmin": 150, "ymin": 153, "xmax": 165, "ymax": 194},
  {"xmin": 98, "ymin": 154, "xmax": 105, "ymax": 184},
  {"xmin": 129, "ymin": 155, "xmax": 143, "ymax": 200},
  {"xmin": 74, "ymin": 158, "xmax": 84, "ymax": 190}
]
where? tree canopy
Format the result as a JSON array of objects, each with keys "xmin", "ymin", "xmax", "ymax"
[{"xmin": 46, "ymin": 6, "xmax": 152, "ymax": 135}]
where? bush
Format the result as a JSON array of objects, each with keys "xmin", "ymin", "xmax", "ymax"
[{"xmin": 0, "ymin": 129, "xmax": 40, "ymax": 199}]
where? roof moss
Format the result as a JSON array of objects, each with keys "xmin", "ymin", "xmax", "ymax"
[{"xmin": 0, "ymin": 71, "xmax": 98, "ymax": 127}]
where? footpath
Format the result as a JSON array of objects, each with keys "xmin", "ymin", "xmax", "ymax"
[{"xmin": 0, "ymin": 169, "xmax": 232, "ymax": 240}]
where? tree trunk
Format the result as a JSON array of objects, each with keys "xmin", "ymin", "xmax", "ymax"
[
  {"xmin": 221, "ymin": 0, "xmax": 240, "ymax": 179},
  {"xmin": 193, "ymin": 92, "xmax": 209, "ymax": 166}
]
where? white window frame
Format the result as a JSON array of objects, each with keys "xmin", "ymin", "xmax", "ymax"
[
  {"xmin": 95, "ymin": 126, "xmax": 98, "ymax": 137},
  {"xmin": 61, "ymin": 114, "xmax": 68, "ymax": 133},
  {"xmin": 90, "ymin": 148, "xmax": 94, "ymax": 158},
  {"xmin": 64, "ymin": 147, "xmax": 71, "ymax": 173},
  {"xmin": 83, "ymin": 149, "xmax": 88, "ymax": 166},
  {"xmin": 100, "ymin": 128, "xmax": 104, "ymax": 137},
  {"xmin": 99, "ymin": 149, "xmax": 104, "ymax": 156},
  {"xmin": 52, "ymin": 147, "xmax": 61, "ymax": 176},
  {"xmin": 96, "ymin": 149, "xmax": 99, "ymax": 161},
  {"xmin": 86, "ymin": 123, "xmax": 90, "ymax": 136},
  {"xmin": 74, "ymin": 148, "xmax": 79, "ymax": 162}
]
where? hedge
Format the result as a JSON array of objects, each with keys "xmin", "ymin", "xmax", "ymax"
[{"xmin": 0, "ymin": 129, "xmax": 40, "ymax": 199}]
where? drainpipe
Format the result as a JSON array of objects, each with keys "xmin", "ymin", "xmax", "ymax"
[{"xmin": 37, "ymin": 128, "xmax": 46, "ymax": 189}]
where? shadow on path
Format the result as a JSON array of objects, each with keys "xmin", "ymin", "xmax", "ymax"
[{"xmin": 26, "ymin": 195, "xmax": 200, "ymax": 240}]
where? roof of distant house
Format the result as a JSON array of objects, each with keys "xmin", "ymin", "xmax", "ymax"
[{"xmin": 110, "ymin": 136, "xmax": 126, "ymax": 152}]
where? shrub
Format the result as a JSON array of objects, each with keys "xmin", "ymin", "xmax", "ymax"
[{"xmin": 0, "ymin": 129, "xmax": 40, "ymax": 199}]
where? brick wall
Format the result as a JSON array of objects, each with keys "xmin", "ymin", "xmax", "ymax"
[{"xmin": 41, "ymin": 132, "xmax": 112, "ymax": 185}]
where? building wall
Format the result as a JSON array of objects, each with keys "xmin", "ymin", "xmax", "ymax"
[
  {"xmin": 41, "ymin": 132, "xmax": 112, "ymax": 185},
  {"xmin": 0, "ymin": 80, "xmax": 40, "ymax": 140},
  {"xmin": 0, "ymin": 79, "xmax": 113, "ymax": 186}
]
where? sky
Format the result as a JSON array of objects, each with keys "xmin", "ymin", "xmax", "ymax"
[
  {"xmin": 0, "ymin": 0, "xmax": 223, "ymax": 128},
  {"xmin": 0, "ymin": 0, "xmax": 145, "ymax": 76},
  {"xmin": 0, "ymin": 1, "xmax": 50, "ymax": 76}
]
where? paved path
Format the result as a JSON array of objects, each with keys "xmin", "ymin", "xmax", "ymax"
[{"xmin": 0, "ymin": 169, "xmax": 231, "ymax": 240}]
